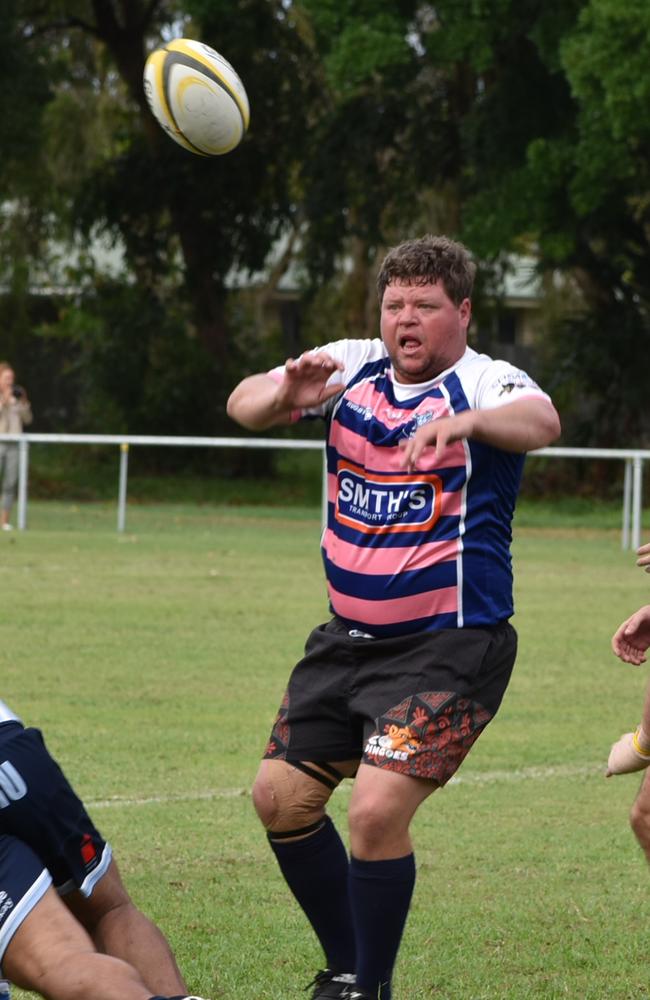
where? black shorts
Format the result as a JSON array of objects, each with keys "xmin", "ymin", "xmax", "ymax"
[
  {"xmin": 0, "ymin": 834, "xmax": 52, "ymax": 968},
  {"xmin": 264, "ymin": 617, "xmax": 517, "ymax": 785},
  {"xmin": 0, "ymin": 723, "xmax": 111, "ymax": 896}
]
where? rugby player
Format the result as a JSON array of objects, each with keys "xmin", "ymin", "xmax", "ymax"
[
  {"xmin": 0, "ymin": 698, "xmax": 204, "ymax": 1000},
  {"xmin": 227, "ymin": 234, "xmax": 561, "ymax": 1000}
]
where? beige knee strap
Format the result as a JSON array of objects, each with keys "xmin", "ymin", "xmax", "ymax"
[{"xmin": 260, "ymin": 759, "xmax": 341, "ymax": 838}]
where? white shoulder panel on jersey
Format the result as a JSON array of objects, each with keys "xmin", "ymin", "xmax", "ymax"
[{"xmin": 457, "ymin": 351, "xmax": 552, "ymax": 410}]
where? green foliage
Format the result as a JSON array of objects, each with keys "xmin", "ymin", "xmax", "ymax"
[
  {"xmin": 2, "ymin": 0, "xmax": 650, "ymax": 456},
  {"xmin": 0, "ymin": 2, "xmax": 52, "ymax": 193},
  {"xmin": 36, "ymin": 280, "xmax": 231, "ymax": 438},
  {"xmin": 565, "ymin": 0, "xmax": 650, "ymax": 144}
]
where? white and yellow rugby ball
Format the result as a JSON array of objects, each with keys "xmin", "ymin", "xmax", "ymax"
[{"xmin": 143, "ymin": 38, "xmax": 250, "ymax": 156}]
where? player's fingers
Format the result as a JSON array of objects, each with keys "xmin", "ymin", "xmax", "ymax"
[
  {"xmin": 612, "ymin": 631, "xmax": 628, "ymax": 653},
  {"xmin": 612, "ymin": 632, "xmax": 635, "ymax": 661},
  {"xmin": 617, "ymin": 642, "xmax": 645, "ymax": 665},
  {"xmin": 319, "ymin": 380, "xmax": 344, "ymax": 402},
  {"xmin": 433, "ymin": 430, "xmax": 452, "ymax": 462},
  {"xmin": 304, "ymin": 352, "xmax": 343, "ymax": 374},
  {"xmin": 397, "ymin": 438, "xmax": 410, "ymax": 466},
  {"xmin": 402, "ymin": 438, "xmax": 421, "ymax": 472},
  {"xmin": 401, "ymin": 435, "xmax": 426, "ymax": 472}
]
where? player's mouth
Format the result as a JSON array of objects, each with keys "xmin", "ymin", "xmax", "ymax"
[{"xmin": 398, "ymin": 335, "xmax": 422, "ymax": 354}]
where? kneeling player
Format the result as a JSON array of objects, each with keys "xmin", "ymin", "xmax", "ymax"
[{"xmin": 0, "ymin": 700, "xmax": 203, "ymax": 1000}]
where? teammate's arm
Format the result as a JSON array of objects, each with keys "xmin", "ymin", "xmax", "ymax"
[
  {"xmin": 227, "ymin": 353, "xmax": 344, "ymax": 431},
  {"xmin": 607, "ymin": 606, "xmax": 650, "ymax": 775},
  {"xmin": 401, "ymin": 398, "xmax": 561, "ymax": 470}
]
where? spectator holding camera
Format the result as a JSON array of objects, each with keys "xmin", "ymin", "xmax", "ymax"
[{"xmin": 0, "ymin": 363, "xmax": 32, "ymax": 531}]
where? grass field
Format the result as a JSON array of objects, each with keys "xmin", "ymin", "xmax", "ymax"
[{"xmin": 3, "ymin": 499, "xmax": 650, "ymax": 1000}]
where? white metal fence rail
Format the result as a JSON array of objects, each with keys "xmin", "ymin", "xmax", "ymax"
[{"xmin": 1, "ymin": 433, "xmax": 648, "ymax": 548}]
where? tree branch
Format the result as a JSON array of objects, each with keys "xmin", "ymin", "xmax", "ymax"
[{"xmin": 23, "ymin": 16, "xmax": 100, "ymax": 40}]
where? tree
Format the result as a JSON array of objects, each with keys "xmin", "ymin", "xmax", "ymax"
[
  {"xmin": 2, "ymin": 0, "xmax": 649, "ymax": 455},
  {"xmin": 296, "ymin": 0, "xmax": 650, "ymax": 447},
  {"xmin": 1, "ymin": 0, "xmax": 322, "ymax": 436}
]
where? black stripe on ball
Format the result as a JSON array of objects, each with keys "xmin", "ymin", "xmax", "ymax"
[{"xmin": 162, "ymin": 50, "xmax": 246, "ymax": 143}]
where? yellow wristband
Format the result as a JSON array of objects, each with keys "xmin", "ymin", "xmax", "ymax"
[{"xmin": 633, "ymin": 729, "xmax": 650, "ymax": 757}]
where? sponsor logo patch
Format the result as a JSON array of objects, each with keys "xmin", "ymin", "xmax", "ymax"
[
  {"xmin": 344, "ymin": 399, "xmax": 373, "ymax": 421},
  {"xmin": 365, "ymin": 724, "xmax": 423, "ymax": 762},
  {"xmin": 336, "ymin": 460, "xmax": 442, "ymax": 534}
]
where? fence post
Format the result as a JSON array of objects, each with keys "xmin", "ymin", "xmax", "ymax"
[
  {"xmin": 622, "ymin": 458, "xmax": 632, "ymax": 549},
  {"xmin": 17, "ymin": 438, "xmax": 29, "ymax": 531},
  {"xmin": 117, "ymin": 443, "xmax": 129, "ymax": 533},
  {"xmin": 632, "ymin": 455, "xmax": 643, "ymax": 551}
]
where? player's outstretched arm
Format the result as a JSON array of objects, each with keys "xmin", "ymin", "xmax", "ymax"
[
  {"xmin": 227, "ymin": 354, "xmax": 344, "ymax": 431},
  {"xmin": 606, "ymin": 606, "xmax": 650, "ymax": 776},
  {"xmin": 400, "ymin": 398, "xmax": 560, "ymax": 471}
]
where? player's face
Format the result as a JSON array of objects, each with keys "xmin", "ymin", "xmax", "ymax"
[{"xmin": 380, "ymin": 280, "xmax": 471, "ymax": 383}]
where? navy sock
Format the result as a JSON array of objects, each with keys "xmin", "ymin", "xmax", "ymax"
[
  {"xmin": 269, "ymin": 815, "xmax": 355, "ymax": 972},
  {"xmin": 349, "ymin": 853, "xmax": 416, "ymax": 1000}
]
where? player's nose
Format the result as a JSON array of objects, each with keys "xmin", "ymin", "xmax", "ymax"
[{"xmin": 397, "ymin": 304, "xmax": 417, "ymax": 324}]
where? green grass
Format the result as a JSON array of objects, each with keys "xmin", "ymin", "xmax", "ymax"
[{"xmin": 3, "ymin": 504, "xmax": 650, "ymax": 999}]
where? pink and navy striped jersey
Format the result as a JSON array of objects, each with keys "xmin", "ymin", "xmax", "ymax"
[{"xmin": 271, "ymin": 341, "xmax": 553, "ymax": 638}]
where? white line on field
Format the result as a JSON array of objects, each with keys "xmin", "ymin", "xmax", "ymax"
[
  {"xmin": 447, "ymin": 762, "xmax": 605, "ymax": 785},
  {"xmin": 87, "ymin": 788, "xmax": 249, "ymax": 808},
  {"xmin": 86, "ymin": 762, "xmax": 606, "ymax": 810}
]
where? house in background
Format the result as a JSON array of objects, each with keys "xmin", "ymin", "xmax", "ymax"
[{"xmin": 471, "ymin": 255, "xmax": 548, "ymax": 371}]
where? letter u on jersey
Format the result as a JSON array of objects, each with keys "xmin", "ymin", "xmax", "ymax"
[{"xmin": 0, "ymin": 760, "xmax": 27, "ymax": 807}]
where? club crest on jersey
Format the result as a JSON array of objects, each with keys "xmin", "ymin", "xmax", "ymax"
[
  {"xmin": 336, "ymin": 460, "xmax": 442, "ymax": 534},
  {"xmin": 491, "ymin": 370, "xmax": 540, "ymax": 396}
]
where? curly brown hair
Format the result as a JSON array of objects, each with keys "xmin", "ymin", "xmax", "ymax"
[{"xmin": 376, "ymin": 235, "xmax": 476, "ymax": 306}]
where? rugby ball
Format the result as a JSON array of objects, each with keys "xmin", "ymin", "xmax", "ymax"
[{"xmin": 143, "ymin": 38, "xmax": 250, "ymax": 156}]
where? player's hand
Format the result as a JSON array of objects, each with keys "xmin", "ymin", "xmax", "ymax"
[
  {"xmin": 606, "ymin": 730, "xmax": 650, "ymax": 776},
  {"xmin": 637, "ymin": 542, "xmax": 650, "ymax": 574},
  {"xmin": 611, "ymin": 605, "xmax": 650, "ymax": 664},
  {"xmin": 399, "ymin": 412, "xmax": 476, "ymax": 472},
  {"xmin": 276, "ymin": 352, "xmax": 344, "ymax": 411}
]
